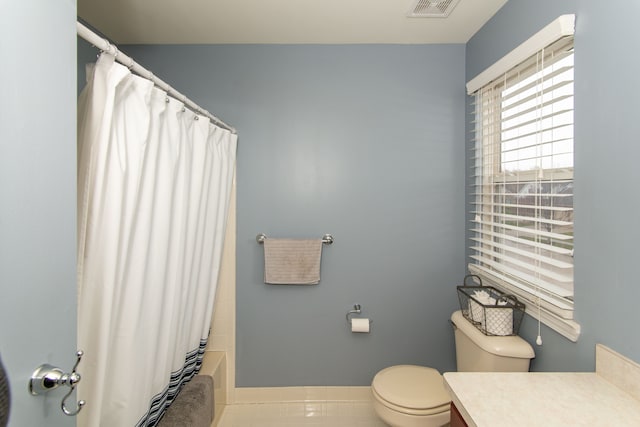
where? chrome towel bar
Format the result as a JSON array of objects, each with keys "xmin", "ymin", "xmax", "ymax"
[{"xmin": 256, "ymin": 233, "xmax": 334, "ymax": 245}]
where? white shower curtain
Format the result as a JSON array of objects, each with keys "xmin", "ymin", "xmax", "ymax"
[{"xmin": 76, "ymin": 54, "xmax": 236, "ymax": 426}]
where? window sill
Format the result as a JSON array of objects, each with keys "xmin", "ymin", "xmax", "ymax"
[{"xmin": 531, "ymin": 307, "xmax": 581, "ymax": 342}]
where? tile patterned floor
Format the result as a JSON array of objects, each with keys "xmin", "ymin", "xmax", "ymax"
[{"xmin": 216, "ymin": 401, "xmax": 389, "ymax": 426}]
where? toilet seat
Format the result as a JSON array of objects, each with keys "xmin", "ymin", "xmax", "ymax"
[{"xmin": 371, "ymin": 365, "xmax": 450, "ymax": 416}]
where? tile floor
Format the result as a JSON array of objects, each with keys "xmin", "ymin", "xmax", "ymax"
[{"xmin": 216, "ymin": 401, "xmax": 389, "ymax": 426}]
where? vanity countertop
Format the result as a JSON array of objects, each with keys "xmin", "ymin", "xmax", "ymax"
[{"xmin": 444, "ymin": 371, "xmax": 640, "ymax": 427}]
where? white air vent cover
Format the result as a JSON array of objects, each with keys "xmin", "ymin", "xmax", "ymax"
[{"xmin": 407, "ymin": 0, "xmax": 462, "ymax": 18}]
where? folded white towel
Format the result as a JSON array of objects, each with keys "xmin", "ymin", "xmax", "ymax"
[
  {"xmin": 473, "ymin": 290, "xmax": 495, "ymax": 305},
  {"xmin": 263, "ymin": 238, "xmax": 323, "ymax": 285}
]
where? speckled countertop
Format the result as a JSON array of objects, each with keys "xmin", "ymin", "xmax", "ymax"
[
  {"xmin": 443, "ymin": 345, "xmax": 640, "ymax": 427},
  {"xmin": 444, "ymin": 371, "xmax": 640, "ymax": 427}
]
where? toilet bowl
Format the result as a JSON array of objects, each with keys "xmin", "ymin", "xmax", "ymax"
[
  {"xmin": 371, "ymin": 310, "xmax": 535, "ymax": 427},
  {"xmin": 371, "ymin": 365, "xmax": 450, "ymax": 427}
]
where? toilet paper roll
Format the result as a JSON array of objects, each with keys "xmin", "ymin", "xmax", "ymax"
[{"xmin": 351, "ymin": 318, "xmax": 370, "ymax": 333}]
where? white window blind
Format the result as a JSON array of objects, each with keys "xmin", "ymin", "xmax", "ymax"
[{"xmin": 468, "ymin": 33, "xmax": 576, "ymax": 335}]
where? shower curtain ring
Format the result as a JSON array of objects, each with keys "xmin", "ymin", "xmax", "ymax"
[{"xmin": 103, "ymin": 39, "xmax": 112, "ymax": 55}]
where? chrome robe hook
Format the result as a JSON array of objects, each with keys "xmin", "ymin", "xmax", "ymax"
[{"xmin": 29, "ymin": 350, "xmax": 86, "ymax": 416}]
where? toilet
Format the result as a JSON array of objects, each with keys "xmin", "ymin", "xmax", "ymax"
[{"xmin": 371, "ymin": 310, "xmax": 535, "ymax": 427}]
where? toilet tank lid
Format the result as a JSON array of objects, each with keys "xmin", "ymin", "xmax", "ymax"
[{"xmin": 451, "ymin": 310, "xmax": 535, "ymax": 359}]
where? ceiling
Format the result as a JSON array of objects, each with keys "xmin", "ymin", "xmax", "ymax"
[{"xmin": 78, "ymin": 0, "xmax": 508, "ymax": 45}]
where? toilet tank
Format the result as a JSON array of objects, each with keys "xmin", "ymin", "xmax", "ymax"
[{"xmin": 451, "ymin": 310, "xmax": 534, "ymax": 372}]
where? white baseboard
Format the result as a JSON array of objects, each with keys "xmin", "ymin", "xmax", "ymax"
[{"xmin": 233, "ymin": 386, "xmax": 373, "ymax": 403}]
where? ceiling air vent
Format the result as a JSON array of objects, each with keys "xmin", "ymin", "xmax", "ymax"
[{"xmin": 407, "ymin": 0, "xmax": 462, "ymax": 18}]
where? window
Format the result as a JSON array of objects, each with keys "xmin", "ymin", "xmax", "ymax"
[{"xmin": 467, "ymin": 16, "xmax": 579, "ymax": 341}]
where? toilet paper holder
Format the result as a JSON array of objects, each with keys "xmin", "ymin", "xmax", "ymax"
[{"xmin": 346, "ymin": 304, "xmax": 372, "ymax": 325}]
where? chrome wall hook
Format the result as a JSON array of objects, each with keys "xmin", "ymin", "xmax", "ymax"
[
  {"xmin": 29, "ymin": 350, "xmax": 86, "ymax": 417},
  {"xmin": 61, "ymin": 386, "xmax": 85, "ymax": 416}
]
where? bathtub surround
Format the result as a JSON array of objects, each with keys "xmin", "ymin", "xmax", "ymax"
[
  {"xmin": 206, "ymin": 179, "xmax": 237, "ymax": 407},
  {"xmin": 201, "ymin": 352, "xmax": 228, "ymax": 426}
]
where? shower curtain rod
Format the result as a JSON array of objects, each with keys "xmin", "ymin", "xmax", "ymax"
[{"xmin": 77, "ymin": 22, "xmax": 237, "ymax": 134}]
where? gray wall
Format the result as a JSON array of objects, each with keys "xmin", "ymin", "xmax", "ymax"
[
  {"xmin": 1, "ymin": 0, "xmax": 77, "ymax": 425},
  {"xmin": 116, "ymin": 44, "xmax": 466, "ymax": 386},
  {"xmin": 466, "ymin": 0, "xmax": 640, "ymax": 371}
]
